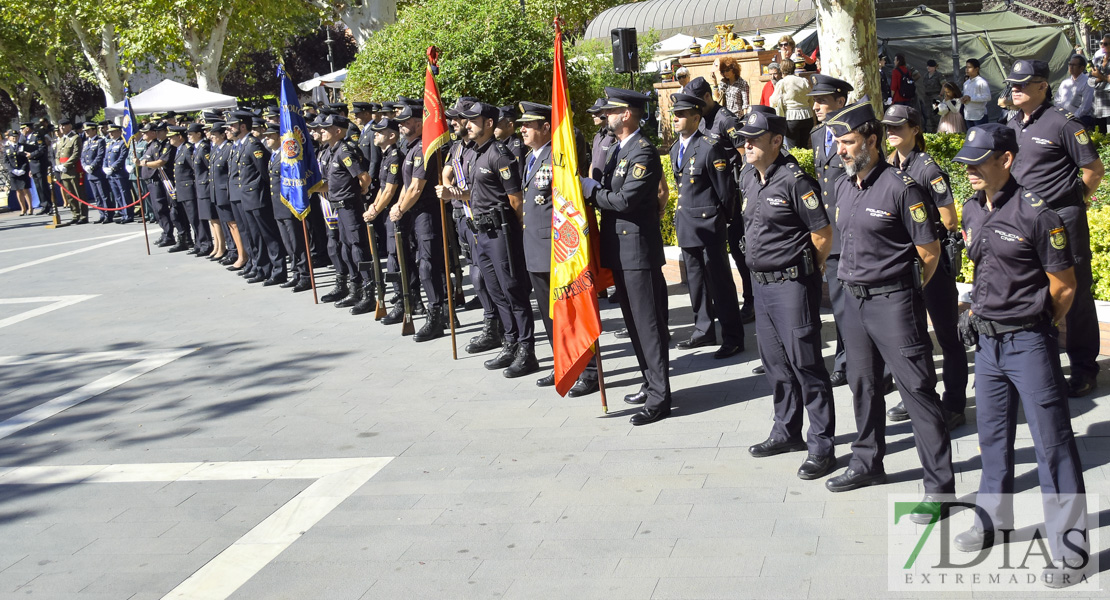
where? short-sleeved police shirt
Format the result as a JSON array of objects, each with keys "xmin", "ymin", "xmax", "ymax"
[
  {"xmin": 742, "ymin": 155, "xmax": 829, "ymax": 271},
  {"xmin": 963, "ymin": 177, "xmax": 1073, "ymax": 322},
  {"xmin": 401, "ymin": 139, "xmax": 439, "ymax": 212},
  {"xmin": 323, "ymin": 141, "xmax": 364, "ymax": 207},
  {"xmin": 467, "ymin": 138, "xmax": 522, "ymax": 214},
  {"xmin": 377, "ymin": 145, "xmax": 403, "ymax": 187},
  {"xmin": 447, "ymin": 140, "xmax": 476, "ymax": 210},
  {"xmin": 700, "ymin": 104, "xmax": 745, "ymax": 153},
  {"xmin": 893, "ymin": 149, "xmax": 953, "ymax": 232},
  {"xmin": 1008, "ymin": 103, "xmax": 1100, "ymax": 208},
  {"xmin": 835, "ymin": 160, "xmax": 938, "ymax": 284}
]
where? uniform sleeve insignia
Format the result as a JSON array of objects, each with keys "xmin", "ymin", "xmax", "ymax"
[
  {"xmin": 712, "ymin": 159, "xmax": 727, "ymax": 171},
  {"xmin": 351, "ymin": 134, "xmax": 359, "ymax": 142},
  {"xmin": 342, "ymin": 156, "xmax": 353, "ymax": 167},
  {"xmin": 802, "ymin": 191, "xmax": 819, "ymax": 210},
  {"xmin": 1050, "ymin": 227, "xmax": 1067, "ymax": 250},
  {"xmin": 930, "ymin": 176, "xmax": 947, "ymax": 194},
  {"xmin": 389, "ymin": 163, "xmax": 398, "ymax": 174},
  {"xmin": 414, "ymin": 156, "xmax": 423, "ymax": 167},
  {"xmin": 253, "ymin": 150, "xmax": 264, "ymax": 159},
  {"xmin": 499, "ymin": 166, "xmax": 511, "ymax": 180},
  {"xmin": 910, "ymin": 202, "xmax": 927, "ymax": 223},
  {"xmin": 1075, "ymin": 129, "xmax": 1089, "ymax": 145},
  {"xmin": 631, "ymin": 164, "xmax": 647, "ymax": 179}
]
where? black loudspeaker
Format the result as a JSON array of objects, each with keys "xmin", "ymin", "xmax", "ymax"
[{"xmin": 611, "ymin": 28, "xmax": 639, "ymax": 74}]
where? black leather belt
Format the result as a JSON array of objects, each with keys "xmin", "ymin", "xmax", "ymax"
[
  {"xmin": 972, "ymin": 315, "xmax": 1045, "ymax": 337},
  {"xmin": 752, "ymin": 263, "xmax": 812, "ymax": 285},
  {"xmin": 842, "ymin": 275, "xmax": 913, "ymax": 299}
]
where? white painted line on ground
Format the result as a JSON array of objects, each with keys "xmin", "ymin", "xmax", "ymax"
[
  {"xmin": 0, "ymin": 231, "xmax": 138, "ymax": 254},
  {"xmin": 0, "ymin": 348, "xmax": 195, "ymax": 440},
  {"xmin": 0, "ymin": 295, "xmax": 99, "ymax": 329},
  {"xmin": 0, "ymin": 232, "xmax": 144, "ymax": 275},
  {"xmin": 0, "ymin": 457, "xmax": 394, "ymax": 600}
]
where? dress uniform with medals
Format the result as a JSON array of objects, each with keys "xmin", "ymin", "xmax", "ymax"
[
  {"xmin": 1005, "ymin": 59, "xmax": 1106, "ymax": 397},
  {"xmin": 235, "ymin": 111, "xmax": 286, "ymax": 284},
  {"xmin": 104, "ymin": 124, "xmax": 133, "ymax": 223},
  {"xmin": 881, "ymin": 105, "xmax": 967, "ymax": 426},
  {"xmin": 4, "ymin": 132, "xmax": 31, "ymax": 196},
  {"xmin": 192, "ymin": 123, "xmax": 217, "ymax": 249},
  {"xmin": 80, "ymin": 122, "xmax": 111, "ymax": 222},
  {"xmin": 21, "ymin": 122, "xmax": 52, "ymax": 214},
  {"xmin": 167, "ymin": 126, "xmax": 198, "ymax": 253},
  {"xmin": 209, "ymin": 123, "xmax": 238, "ymax": 264},
  {"xmin": 587, "ymin": 98, "xmax": 616, "ymax": 182},
  {"xmin": 54, "ymin": 119, "xmax": 88, "ymax": 223},
  {"xmin": 583, "ymin": 87, "xmax": 670, "ymax": 425},
  {"xmin": 737, "ymin": 110, "xmax": 837, "ymax": 479},
  {"xmin": 226, "ymin": 113, "xmax": 257, "ymax": 273},
  {"xmin": 668, "ymin": 93, "xmax": 745, "ymax": 358},
  {"xmin": 824, "ymin": 101, "xmax": 954, "ymax": 499},
  {"xmin": 265, "ymin": 124, "xmax": 311, "ymax": 292},
  {"xmin": 953, "ymin": 124, "xmax": 1089, "ymax": 586}
]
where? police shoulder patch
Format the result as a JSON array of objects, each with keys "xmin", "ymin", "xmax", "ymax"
[
  {"xmin": 253, "ymin": 150, "xmax": 264, "ymax": 159},
  {"xmin": 1075, "ymin": 129, "xmax": 1089, "ymax": 145},
  {"xmin": 638, "ymin": 139, "xmax": 651, "ymax": 149},
  {"xmin": 930, "ymin": 176, "xmax": 947, "ymax": 194},
  {"xmin": 901, "ymin": 175, "xmax": 915, "ymax": 187},
  {"xmin": 1023, "ymin": 191, "xmax": 1045, "ymax": 208},
  {"xmin": 801, "ymin": 191, "xmax": 819, "ymax": 210},
  {"xmin": 1050, "ymin": 226, "xmax": 1067, "ymax": 250},
  {"xmin": 499, "ymin": 166, "xmax": 511, "ymax": 180},
  {"xmin": 909, "ymin": 202, "xmax": 927, "ymax": 223},
  {"xmin": 712, "ymin": 159, "xmax": 727, "ymax": 171},
  {"xmin": 351, "ymin": 133, "xmax": 359, "ymax": 142},
  {"xmin": 389, "ymin": 163, "xmax": 399, "ymax": 174},
  {"xmin": 342, "ymin": 156, "xmax": 353, "ymax": 167},
  {"xmin": 631, "ymin": 163, "xmax": 647, "ymax": 179},
  {"xmin": 704, "ymin": 133, "xmax": 719, "ymax": 146},
  {"xmin": 414, "ymin": 156, "xmax": 423, "ymax": 167}
]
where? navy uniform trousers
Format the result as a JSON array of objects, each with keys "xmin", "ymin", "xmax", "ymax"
[
  {"xmin": 85, "ymin": 177, "xmax": 111, "ymax": 220},
  {"xmin": 411, "ymin": 206, "xmax": 448, "ymax": 310},
  {"xmin": 684, "ymin": 243, "xmax": 744, "ymax": 346},
  {"xmin": 1056, "ymin": 205, "xmax": 1099, "ymax": 381},
  {"xmin": 824, "ymin": 255, "xmax": 848, "ymax": 374},
  {"xmin": 614, "ymin": 266, "xmax": 670, "ymax": 409},
  {"xmin": 337, "ymin": 206, "xmax": 369, "ymax": 282},
  {"xmin": 456, "ymin": 209, "xmax": 496, "ymax": 321},
  {"xmin": 146, "ymin": 178, "xmax": 174, "ymax": 238},
  {"xmin": 275, "ymin": 218, "xmax": 309, "ymax": 282},
  {"xmin": 974, "ymin": 324, "xmax": 1087, "ymax": 563},
  {"xmin": 921, "ymin": 263, "xmax": 967, "ymax": 413},
  {"xmin": 472, "ymin": 220, "xmax": 533, "ymax": 347},
  {"xmin": 726, "ymin": 216, "xmax": 755, "ymax": 308},
  {"xmin": 840, "ymin": 286, "xmax": 955, "ymax": 493},
  {"xmin": 752, "ymin": 272, "xmax": 834, "ymax": 455},
  {"xmin": 244, "ymin": 207, "xmax": 285, "ymax": 279},
  {"xmin": 529, "ymin": 271, "xmax": 598, "ymax": 381},
  {"xmin": 384, "ymin": 214, "xmax": 420, "ymax": 299},
  {"xmin": 182, "ymin": 199, "xmax": 211, "ymax": 250}
]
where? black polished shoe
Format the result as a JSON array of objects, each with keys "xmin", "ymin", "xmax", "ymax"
[
  {"xmin": 320, "ymin": 278, "xmax": 349, "ymax": 303},
  {"xmin": 946, "ymin": 410, "xmax": 966, "ymax": 431},
  {"xmin": 676, "ymin": 335, "xmax": 716, "ymax": 350},
  {"xmin": 887, "ymin": 401, "xmax": 909, "ymax": 422},
  {"xmin": 503, "ymin": 345, "xmax": 539, "ymax": 378},
  {"xmin": 413, "ymin": 306, "xmax": 446, "ymax": 343},
  {"xmin": 167, "ymin": 240, "xmax": 190, "ymax": 253},
  {"xmin": 623, "ymin": 390, "xmax": 647, "ymax": 405},
  {"xmin": 1067, "ymin": 376, "xmax": 1096, "ymax": 398},
  {"xmin": 713, "ymin": 344, "xmax": 743, "ymax": 359},
  {"xmin": 753, "ymin": 364, "xmax": 766, "ymax": 375},
  {"xmin": 748, "ymin": 437, "xmax": 807, "ymax": 458},
  {"xmin": 156, "ymin": 238, "xmax": 175, "ymax": 248},
  {"xmin": 334, "ymin": 285, "xmax": 362, "ymax": 308},
  {"xmin": 226, "ymin": 263, "xmax": 245, "ymax": 272},
  {"xmin": 239, "ymin": 269, "xmax": 257, "ymax": 279},
  {"xmin": 186, "ymin": 246, "xmax": 200, "ymax": 255},
  {"xmin": 246, "ymin": 275, "xmax": 268, "ymax": 284},
  {"xmin": 292, "ymin": 279, "xmax": 312, "ymax": 293},
  {"xmin": 567, "ymin": 378, "xmax": 599, "ymax": 397},
  {"xmin": 462, "ymin": 296, "xmax": 483, "ymax": 311},
  {"xmin": 263, "ymin": 276, "xmax": 287, "ymax": 287},
  {"xmin": 739, "ymin": 303, "xmax": 755, "ymax": 324},
  {"xmin": 412, "ymin": 301, "xmax": 426, "ymax": 316},
  {"xmin": 829, "ymin": 370, "xmax": 847, "ymax": 387},
  {"xmin": 483, "ymin": 342, "xmax": 518, "ymax": 370},
  {"xmin": 797, "ymin": 454, "xmax": 836, "ymax": 480},
  {"xmin": 613, "ymin": 328, "xmax": 630, "ymax": 339},
  {"xmin": 825, "ymin": 468, "xmax": 887, "ymax": 493},
  {"xmin": 218, "ymin": 256, "xmax": 235, "ymax": 266},
  {"xmin": 907, "ymin": 494, "xmax": 950, "ymax": 525},
  {"xmin": 279, "ymin": 279, "xmax": 298, "ymax": 289},
  {"xmin": 536, "ymin": 372, "xmax": 555, "ymax": 387},
  {"xmin": 954, "ymin": 527, "xmax": 994, "ymax": 553},
  {"xmin": 630, "ymin": 406, "xmax": 671, "ymax": 426}
]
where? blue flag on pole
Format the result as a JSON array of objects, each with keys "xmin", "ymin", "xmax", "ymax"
[
  {"xmin": 277, "ymin": 64, "xmax": 322, "ymax": 220},
  {"xmin": 122, "ymin": 87, "xmax": 139, "ymax": 148}
]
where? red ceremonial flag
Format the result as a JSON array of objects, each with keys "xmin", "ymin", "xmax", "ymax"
[
  {"xmin": 422, "ymin": 46, "xmax": 451, "ymax": 164},
  {"xmin": 550, "ymin": 19, "xmax": 607, "ymax": 398}
]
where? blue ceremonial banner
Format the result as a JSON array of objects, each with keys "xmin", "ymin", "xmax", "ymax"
[
  {"xmin": 122, "ymin": 88, "xmax": 139, "ymax": 148},
  {"xmin": 277, "ymin": 63, "xmax": 322, "ymax": 221}
]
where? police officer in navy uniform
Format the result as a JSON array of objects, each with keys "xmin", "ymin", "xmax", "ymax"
[
  {"xmin": 104, "ymin": 124, "xmax": 133, "ymax": 224},
  {"xmin": 189, "ymin": 123, "xmax": 216, "ymax": 257},
  {"xmin": 439, "ymin": 101, "xmax": 536, "ymax": 371},
  {"xmin": 224, "ymin": 112, "xmax": 256, "ymax": 274},
  {"xmin": 667, "ymin": 93, "xmax": 745, "ymax": 359},
  {"xmin": 365, "ymin": 116, "xmax": 419, "ymax": 322},
  {"xmin": 516, "ymin": 101, "xmax": 600, "ymax": 396},
  {"xmin": 22, "ymin": 121, "xmax": 53, "ymax": 215},
  {"xmin": 683, "ymin": 76, "xmax": 755, "ymax": 325},
  {"xmin": 737, "ymin": 110, "xmax": 837, "ymax": 479},
  {"xmin": 166, "ymin": 126, "xmax": 197, "ymax": 253},
  {"xmin": 320, "ymin": 114, "xmax": 375, "ymax": 308},
  {"xmin": 823, "ymin": 101, "xmax": 955, "ymax": 501},
  {"xmin": 4, "ymin": 129, "xmax": 32, "ymax": 215},
  {"xmin": 139, "ymin": 122, "xmax": 178, "ymax": 246},
  {"xmin": 231, "ymin": 111, "xmax": 286, "ymax": 285},
  {"xmin": 587, "ymin": 98, "xmax": 616, "ymax": 183},
  {"xmin": 952, "ymin": 124, "xmax": 1089, "ymax": 587},
  {"xmin": 881, "ymin": 105, "xmax": 967, "ymax": 428},
  {"xmin": 1005, "ymin": 59, "xmax": 1106, "ymax": 397},
  {"xmin": 262, "ymin": 123, "xmax": 312, "ymax": 293},
  {"xmin": 209, "ymin": 122, "xmax": 240, "ymax": 265},
  {"xmin": 81, "ymin": 122, "xmax": 111, "ymax": 223},
  {"xmin": 580, "ymin": 88, "xmax": 670, "ymax": 425},
  {"xmin": 807, "ymin": 74, "xmax": 853, "ymax": 387},
  {"xmin": 495, "ymin": 105, "xmax": 526, "ymax": 168}
]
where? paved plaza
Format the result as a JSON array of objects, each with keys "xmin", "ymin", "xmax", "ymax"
[{"xmin": 0, "ymin": 211, "xmax": 1107, "ymax": 599}]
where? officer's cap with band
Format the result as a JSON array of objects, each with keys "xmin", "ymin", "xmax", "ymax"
[
  {"xmin": 953, "ymin": 123, "xmax": 1019, "ymax": 165},
  {"xmin": 149, "ymin": 121, "xmax": 167, "ymax": 132},
  {"xmin": 445, "ymin": 97, "xmax": 478, "ymax": 118},
  {"xmin": 351, "ymin": 101, "xmax": 374, "ymax": 113},
  {"xmin": 393, "ymin": 102, "xmax": 424, "ymax": 121},
  {"xmin": 82, "ymin": 121, "xmax": 98, "ymax": 130},
  {"xmin": 682, "ymin": 77, "xmax": 712, "ymax": 100},
  {"xmin": 669, "ymin": 93, "xmax": 705, "ymax": 112},
  {"xmin": 737, "ymin": 110, "xmax": 788, "ymax": 138},
  {"xmin": 516, "ymin": 102, "xmax": 552, "ymax": 123},
  {"xmin": 826, "ymin": 100, "xmax": 878, "ymax": 137},
  {"xmin": 497, "ymin": 105, "xmax": 520, "ymax": 123},
  {"xmin": 460, "ymin": 101, "xmax": 500, "ymax": 121},
  {"xmin": 601, "ymin": 87, "xmax": 650, "ymax": 112},
  {"xmin": 370, "ymin": 117, "xmax": 399, "ymax": 132},
  {"xmin": 207, "ymin": 121, "xmax": 226, "ymax": 133},
  {"xmin": 57, "ymin": 117, "xmax": 73, "ymax": 126},
  {"xmin": 322, "ymin": 114, "xmax": 350, "ymax": 129},
  {"xmin": 1005, "ymin": 59, "xmax": 1050, "ymax": 84},
  {"xmin": 327, "ymin": 102, "xmax": 349, "ymax": 114},
  {"xmin": 395, "ymin": 96, "xmax": 422, "ymax": 108},
  {"xmin": 748, "ymin": 105, "xmax": 777, "ymax": 116},
  {"xmin": 807, "ymin": 74, "xmax": 854, "ymax": 98},
  {"xmin": 107, "ymin": 123, "xmax": 122, "ymax": 131},
  {"xmin": 186, "ymin": 123, "xmax": 205, "ymax": 133},
  {"xmin": 167, "ymin": 125, "xmax": 186, "ymax": 137},
  {"xmin": 264, "ymin": 123, "xmax": 280, "ymax": 135},
  {"xmin": 223, "ymin": 110, "xmax": 254, "ymax": 125},
  {"xmin": 880, "ymin": 104, "xmax": 922, "ymax": 127}
]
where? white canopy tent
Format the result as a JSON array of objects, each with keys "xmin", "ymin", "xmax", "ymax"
[
  {"xmin": 655, "ymin": 33, "xmax": 711, "ymax": 57},
  {"xmin": 298, "ymin": 69, "xmax": 347, "ymax": 91},
  {"xmin": 104, "ymin": 79, "xmax": 237, "ymax": 118}
]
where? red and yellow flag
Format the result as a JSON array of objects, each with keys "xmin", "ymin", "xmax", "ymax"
[
  {"xmin": 422, "ymin": 46, "xmax": 450, "ymax": 163},
  {"xmin": 550, "ymin": 20, "xmax": 605, "ymax": 397}
]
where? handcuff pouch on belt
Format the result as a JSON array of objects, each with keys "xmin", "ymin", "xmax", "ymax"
[{"xmin": 752, "ymin": 247, "xmax": 815, "ymax": 285}]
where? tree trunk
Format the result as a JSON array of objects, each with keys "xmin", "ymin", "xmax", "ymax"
[
  {"xmin": 181, "ymin": 8, "xmax": 231, "ymax": 92},
  {"xmin": 0, "ymin": 82, "xmax": 34, "ymax": 120},
  {"xmin": 815, "ymin": 0, "xmax": 882, "ymax": 114},
  {"xmin": 68, "ymin": 19, "xmax": 125, "ymax": 105}
]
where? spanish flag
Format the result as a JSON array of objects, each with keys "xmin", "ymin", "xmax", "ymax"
[
  {"xmin": 550, "ymin": 20, "xmax": 605, "ymax": 398},
  {"xmin": 422, "ymin": 46, "xmax": 451, "ymax": 164}
]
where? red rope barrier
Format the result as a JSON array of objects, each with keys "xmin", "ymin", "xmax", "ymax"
[{"xmin": 53, "ymin": 180, "xmax": 148, "ymax": 211}]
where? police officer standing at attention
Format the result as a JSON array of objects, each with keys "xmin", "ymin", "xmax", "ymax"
[
  {"xmin": 210, "ymin": 122, "xmax": 241, "ymax": 265},
  {"xmin": 364, "ymin": 116, "xmax": 416, "ymax": 323},
  {"xmin": 263, "ymin": 123, "xmax": 312, "ymax": 292},
  {"xmin": 581, "ymin": 88, "xmax": 670, "ymax": 425},
  {"xmin": 668, "ymin": 93, "xmax": 744, "ymax": 358},
  {"xmin": 104, "ymin": 124, "xmax": 133, "ymax": 224},
  {"xmin": 952, "ymin": 124, "xmax": 1088, "ymax": 587},
  {"xmin": 224, "ymin": 112, "xmax": 256, "ymax": 275},
  {"xmin": 231, "ymin": 111, "xmax": 286, "ymax": 285},
  {"xmin": 321, "ymin": 114, "xmax": 375, "ymax": 307},
  {"xmin": 139, "ymin": 122, "xmax": 176, "ymax": 244},
  {"xmin": 738, "ymin": 109, "xmax": 837, "ymax": 479},
  {"xmin": 807, "ymin": 74, "xmax": 853, "ymax": 387},
  {"xmin": 166, "ymin": 126, "xmax": 197, "ymax": 253},
  {"xmin": 882, "ymin": 105, "xmax": 967, "ymax": 428},
  {"xmin": 1005, "ymin": 59, "xmax": 1106, "ymax": 397},
  {"xmin": 80, "ymin": 122, "xmax": 110, "ymax": 223},
  {"xmin": 823, "ymin": 101, "xmax": 954, "ymax": 499},
  {"xmin": 54, "ymin": 118, "xmax": 87, "ymax": 224},
  {"xmin": 189, "ymin": 123, "xmax": 217, "ymax": 257},
  {"xmin": 21, "ymin": 122, "xmax": 52, "ymax": 215},
  {"xmin": 438, "ymin": 101, "xmax": 536, "ymax": 372}
]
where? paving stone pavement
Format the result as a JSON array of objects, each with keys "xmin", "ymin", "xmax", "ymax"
[{"xmin": 0, "ymin": 211, "xmax": 1107, "ymax": 599}]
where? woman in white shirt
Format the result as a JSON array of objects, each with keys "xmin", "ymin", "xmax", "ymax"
[{"xmin": 769, "ymin": 59, "xmax": 815, "ymax": 148}]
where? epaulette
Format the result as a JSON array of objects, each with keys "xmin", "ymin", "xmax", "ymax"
[
  {"xmin": 638, "ymin": 138, "xmax": 651, "ymax": 149},
  {"xmin": 1021, "ymin": 190, "xmax": 1047, "ymax": 210},
  {"xmin": 810, "ymin": 122, "xmax": 825, "ymax": 134},
  {"xmin": 495, "ymin": 143, "xmax": 511, "ymax": 157},
  {"xmin": 1054, "ymin": 106, "xmax": 1076, "ymax": 120},
  {"xmin": 893, "ymin": 168, "xmax": 915, "ymax": 188},
  {"xmin": 703, "ymin": 133, "xmax": 719, "ymax": 146},
  {"xmin": 786, "ymin": 163, "xmax": 804, "ymax": 178},
  {"xmin": 923, "ymin": 156, "xmax": 935, "ymax": 166}
]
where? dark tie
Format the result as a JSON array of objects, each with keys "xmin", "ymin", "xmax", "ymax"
[
  {"xmin": 604, "ymin": 143, "xmax": 619, "ymax": 174},
  {"xmin": 526, "ymin": 153, "xmax": 536, "ymax": 180},
  {"xmin": 678, "ymin": 141, "xmax": 686, "ymax": 167},
  {"xmin": 825, "ymin": 128, "xmax": 835, "ymax": 157}
]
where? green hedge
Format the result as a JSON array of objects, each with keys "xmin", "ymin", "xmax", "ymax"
[{"xmin": 656, "ymin": 132, "xmax": 1110, "ymax": 299}]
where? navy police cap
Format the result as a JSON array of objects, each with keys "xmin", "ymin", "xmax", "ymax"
[
  {"xmin": 1005, "ymin": 59, "xmax": 1050, "ymax": 84},
  {"xmin": 516, "ymin": 101, "xmax": 552, "ymax": 123},
  {"xmin": 826, "ymin": 100, "xmax": 878, "ymax": 137},
  {"xmin": 460, "ymin": 101, "xmax": 500, "ymax": 121},
  {"xmin": 953, "ymin": 124, "xmax": 1019, "ymax": 165},
  {"xmin": 737, "ymin": 110, "xmax": 788, "ymax": 138},
  {"xmin": 669, "ymin": 93, "xmax": 705, "ymax": 112},
  {"xmin": 601, "ymin": 87, "xmax": 650, "ymax": 112},
  {"xmin": 807, "ymin": 74, "xmax": 854, "ymax": 97}
]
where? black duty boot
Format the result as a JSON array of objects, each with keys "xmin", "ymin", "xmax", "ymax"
[
  {"xmin": 483, "ymin": 341, "xmax": 517, "ymax": 370},
  {"xmin": 350, "ymin": 284, "xmax": 377, "ymax": 315},
  {"xmin": 412, "ymin": 300, "xmax": 426, "ymax": 316},
  {"xmin": 466, "ymin": 318, "xmax": 503, "ymax": 354},
  {"xmin": 381, "ymin": 302, "xmax": 405, "ymax": 325},
  {"xmin": 413, "ymin": 306, "xmax": 446, "ymax": 342},
  {"xmin": 335, "ymin": 279, "xmax": 362, "ymax": 308},
  {"xmin": 320, "ymin": 275, "xmax": 349, "ymax": 303},
  {"xmin": 503, "ymin": 344, "xmax": 539, "ymax": 378}
]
